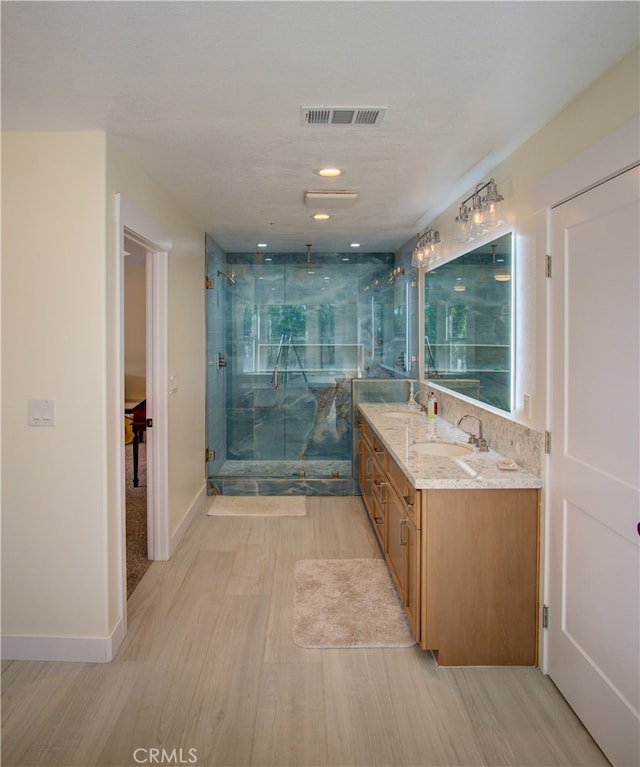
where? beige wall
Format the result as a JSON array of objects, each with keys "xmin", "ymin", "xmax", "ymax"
[
  {"xmin": 2, "ymin": 132, "xmax": 110, "ymax": 638},
  {"xmin": 422, "ymin": 46, "xmax": 639, "ymax": 431},
  {"xmin": 1, "ymin": 131, "xmax": 205, "ymax": 656}
]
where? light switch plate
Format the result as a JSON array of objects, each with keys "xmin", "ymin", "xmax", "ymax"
[
  {"xmin": 169, "ymin": 375, "xmax": 178, "ymax": 394},
  {"xmin": 523, "ymin": 393, "xmax": 533, "ymax": 420},
  {"xmin": 28, "ymin": 399, "xmax": 56, "ymax": 426}
]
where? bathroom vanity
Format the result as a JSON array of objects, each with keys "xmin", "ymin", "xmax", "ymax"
[{"xmin": 358, "ymin": 403, "xmax": 542, "ymax": 666}]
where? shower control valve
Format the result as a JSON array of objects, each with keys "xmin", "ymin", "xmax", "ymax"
[{"xmin": 217, "ymin": 353, "xmax": 227, "ymax": 368}]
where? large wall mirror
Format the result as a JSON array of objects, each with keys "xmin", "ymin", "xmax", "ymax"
[{"xmin": 424, "ymin": 232, "xmax": 513, "ymax": 411}]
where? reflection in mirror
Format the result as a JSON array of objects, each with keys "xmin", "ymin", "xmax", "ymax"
[{"xmin": 424, "ymin": 233, "xmax": 513, "ymax": 411}]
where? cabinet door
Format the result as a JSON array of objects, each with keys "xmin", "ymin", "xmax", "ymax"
[
  {"xmin": 385, "ymin": 483, "xmax": 406, "ymax": 598},
  {"xmin": 423, "ymin": 488, "xmax": 538, "ymax": 666},
  {"xmin": 404, "ymin": 513, "xmax": 421, "ymax": 639},
  {"xmin": 358, "ymin": 439, "xmax": 374, "ymax": 516}
]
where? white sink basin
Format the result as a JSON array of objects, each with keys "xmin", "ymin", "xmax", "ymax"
[
  {"xmin": 412, "ymin": 441, "xmax": 473, "ymax": 457},
  {"xmin": 381, "ymin": 410, "xmax": 425, "ymax": 418}
]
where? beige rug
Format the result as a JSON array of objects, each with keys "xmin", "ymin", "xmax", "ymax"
[
  {"xmin": 292, "ymin": 558, "xmax": 416, "ymax": 648},
  {"xmin": 207, "ymin": 495, "xmax": 307, "ymax": 517}
]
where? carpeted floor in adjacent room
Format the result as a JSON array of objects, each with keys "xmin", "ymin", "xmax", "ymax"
[{"xmin": 126, "ymin": 441, "xmax": 151, "ymax": 598}]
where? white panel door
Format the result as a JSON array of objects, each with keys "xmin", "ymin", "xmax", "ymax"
[{"xmin": 548, "ymin": 165, "xmax": 640, "ymax": 767}]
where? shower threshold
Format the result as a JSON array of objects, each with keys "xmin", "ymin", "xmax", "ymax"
[{"xmin": 217, "ymin": 459, "xmax": 352, "ymax": 479}]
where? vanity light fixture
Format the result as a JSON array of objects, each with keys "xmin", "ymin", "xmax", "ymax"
[
  {"xmin": 453, "ymin": 178, "xmax": 505, "ymax": 242},
  {"xmin": 411, "ymin": 227, "xmax": 440, "ymax": 268},
  {"xmin": 387, "ymin": 266, "xmax": 405, "ymax": 285}
]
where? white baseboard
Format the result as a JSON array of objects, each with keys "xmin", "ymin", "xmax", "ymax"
[
  {"xmin": 170, "ymin": 483, "xmax": 208, "ymax": 556},
  {"xmin": 1, "ymin": 616, "xmax": 125, "ymax": 663}
]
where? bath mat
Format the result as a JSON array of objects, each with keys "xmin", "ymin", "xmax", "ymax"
[
  {"xmin": 292, "ymin": 558, "xmax": 415, "ymax": 648},
  {"xmin": 207, "ymin": 495, "xmax": 307, "ymax": 517}
]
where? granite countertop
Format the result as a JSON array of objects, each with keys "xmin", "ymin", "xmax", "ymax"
[{"xmin": 358, "ymin": 403, "xmax": 543, "ymax": 490}]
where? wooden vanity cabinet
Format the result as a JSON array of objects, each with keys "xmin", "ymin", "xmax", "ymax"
[{"xmin": 358, "ymin": 416, "xmax": 540, "ymax": 666}]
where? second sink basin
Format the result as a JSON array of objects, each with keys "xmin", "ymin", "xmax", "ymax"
[
  {"xmin": 412, "ymin": 441, "xmax": 473, "ymax": 457},
  {"xmin": 381, "ymin": 410, "xmax": 425, "ymax": 419}
]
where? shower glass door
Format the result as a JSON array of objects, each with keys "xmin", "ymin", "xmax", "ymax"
[{"xmin": 222, "ymin": 253, "xmax": 368, "ymax": 479}]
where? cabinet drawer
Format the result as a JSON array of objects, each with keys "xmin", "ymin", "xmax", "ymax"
[
  {"xmin": 371, "ymin": 440, "xmax": 388, "ymax": 470},
  {"xmin": 372, "ymin": 462, "xmax": 388, "ymax": 506},
  {"xmin": 371, "ymin": 494, "xmax": 386, "ymax": 547},
  {"xmin": 360, "ymin": 420, "xmax": 388, "ymax": 468}
]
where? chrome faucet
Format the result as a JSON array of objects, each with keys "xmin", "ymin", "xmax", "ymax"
[{"xmin": 458, "ymin": 414, "xmax": 488, "ymax": 451}]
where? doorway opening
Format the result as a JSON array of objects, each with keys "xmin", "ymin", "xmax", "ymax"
[
  {"xmin": 116, "ymin": 199, "xmax": 171, "ymax": 626},
  {"xmin": 124, "ymin": 236, "xmax": 151, "ymax": 597}
]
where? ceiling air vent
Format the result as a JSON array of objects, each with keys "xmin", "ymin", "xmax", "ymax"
[{"xmin": 301, "ymin": 106, "xmax": 386, "ymax": 127}]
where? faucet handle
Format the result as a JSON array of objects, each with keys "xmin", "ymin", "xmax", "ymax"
[
  {"xmin": 478, "ymin": 438, "xmax": 489, "ymax": 452},
  {"xmin": 467, "ymin": 434, "xmax": 478, "ymax": 445}
]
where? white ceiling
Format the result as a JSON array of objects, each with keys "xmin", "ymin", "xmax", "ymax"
[{"xmin": 3, "ymin": 1, "xmax": 638, "ymax": 254}]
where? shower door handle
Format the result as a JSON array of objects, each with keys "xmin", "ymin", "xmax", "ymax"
[{"xmin": 273, "ymin": 365, "xmax": 279, "ymax": 391}]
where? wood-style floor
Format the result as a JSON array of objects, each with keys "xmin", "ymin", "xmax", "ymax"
[{"xmin": 1, "ymin": 497, "xmax": 609, "ymax": 767}]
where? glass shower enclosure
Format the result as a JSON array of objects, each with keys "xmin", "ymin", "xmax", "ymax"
[{"xmin": 206, "ymin": 246, "xmax": 410, "ymax": 495}]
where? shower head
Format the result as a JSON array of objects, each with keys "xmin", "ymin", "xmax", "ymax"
[{"xmin": 217, "ymin": 270, "xmax": 237, "ymax": 286}]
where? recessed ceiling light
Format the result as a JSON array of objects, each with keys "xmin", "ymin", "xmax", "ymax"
[
  {"xmin": 257, "ymin": 243, "xmax": 267, "ymax": 248},
  {"xmin": 350, "ymin": 243, "xmax": 360, "ymax": 248},
  {"xmin": 315, "ymin": 167, "xmax": 343, "ymax": 177},
  {"xmin": 312, "ymin": 213, "xmax": 330, "ymax": 221}
]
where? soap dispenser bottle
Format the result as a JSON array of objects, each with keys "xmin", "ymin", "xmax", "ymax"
[{"xmin": 427, "ymin": 391, "xmax": 438, "ymax": 419}]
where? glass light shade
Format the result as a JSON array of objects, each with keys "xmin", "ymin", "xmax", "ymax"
[
  {"xmin": 483, "ymin": 180, "xmax": 504, "ymax": 227},
  {"xmin": 494, "ymin": 272, "xmax": 511, "ymax": 282},
  {"xmin": 483, "ymin": 198, "xmax": 504, "ymax": 227},
  {"xmin": 453, "ymin": 205, "xmax": 472, "ymax": 243},
  {"xmin": 469, "ymin": 196, "xmax": 487, "ymax": 237},
  {"xmin": 412, "ymin": 245, "xmax": 428, "ymax": 268}
]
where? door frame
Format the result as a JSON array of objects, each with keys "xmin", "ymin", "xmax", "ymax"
[
  {"xmin": 115, "ymin": 194, "xmax": 171, "ymax": 626},
  {"xmin": 534, "ymin": 116, "xmax": 639, "ymax": 672}
]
